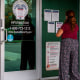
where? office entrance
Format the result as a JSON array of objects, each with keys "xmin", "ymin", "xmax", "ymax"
[
  {"xmin": 0, "ymin": 0, "xmax": 79, "ymax": 80},
  {"xmin": 0, "ymin": 0, "xmax": 41, "ymax": 80}
]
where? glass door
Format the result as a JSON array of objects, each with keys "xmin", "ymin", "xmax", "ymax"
[
  {"xmin": 5, "ymin": 0, "xmax": 36, "ymax": 72},
  {"xmin": 0, "ymin": 0, "xmax": 41, "ymax": 80}
]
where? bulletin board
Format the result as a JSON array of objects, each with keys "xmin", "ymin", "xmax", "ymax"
[{"xmin": 42, "ymin": 0, "xmax": 79, "ymax": 78}]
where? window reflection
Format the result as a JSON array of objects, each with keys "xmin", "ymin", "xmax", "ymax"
[{"xmin": 20, "ymin": 15, "xmax": 35, "ymax": 70}]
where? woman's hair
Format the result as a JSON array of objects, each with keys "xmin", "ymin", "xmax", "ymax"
[
  {"xmin": 66, "ymin": 10, "xmax": 75, "ymax": 17},
  {"xmin": 65, "ymin": 10, "xmax": 76, "ymax": 31}
]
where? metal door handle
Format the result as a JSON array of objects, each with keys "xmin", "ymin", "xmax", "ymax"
[
  {"xmin": 5, "ymin": 29, "xmax": 7, "ymax": 41},
  {"xmin": 0, "ymin": 28, "xmax": 7, "ymax": 43}
]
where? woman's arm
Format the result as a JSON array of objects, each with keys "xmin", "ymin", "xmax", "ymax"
[{"xmin": 56, "ymin": 28, "xmax": 63, "ymax": 37}]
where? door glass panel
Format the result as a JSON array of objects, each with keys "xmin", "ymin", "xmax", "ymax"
[{"xmin": 5, "ymin": 0, "xmax": 36, "ymax": 72}]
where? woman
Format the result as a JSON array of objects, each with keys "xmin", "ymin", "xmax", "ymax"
[{"xmin": 56, "ymin": 10, "xmax": 80, "ymax": 80}]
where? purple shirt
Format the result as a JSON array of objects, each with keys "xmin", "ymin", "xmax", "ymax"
[{"xmin": 61, "ymin": 23, "xmax": 79, "ymax": 39}]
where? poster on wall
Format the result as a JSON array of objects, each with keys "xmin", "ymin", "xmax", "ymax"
[
  {"xmin": 56, "ymin": 22, "xmax": 63, "ymax": 33},
  {"xmin": 52, "ymin": 10, "xmax": 59, "ymax": 21},
  {"xmin": 46, "ymin": 42, "xmax": 60, "ymax": 71},
  {"xmin": 48, "ymin": 22, "xmax": 55, "ymax": 33},
  {"xmin": 44, "ymin": 9, "xmax": 52, "ymax": 21},
  {"xmin": 5, "ymin": 0, "xmax": 36, "ymax": 72}
]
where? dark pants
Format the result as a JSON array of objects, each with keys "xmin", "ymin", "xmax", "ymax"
[
  {"xmin": 59, "ymin": 38, "xmax": 80, "ymax": 80},
  {"xmin": 20, "ymin": 41, "xmax": 35, "ymax": 70}
]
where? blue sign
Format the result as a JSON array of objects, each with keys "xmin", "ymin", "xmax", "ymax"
[{"xmin": 7, "ymin": 34, "xmax": 14, "ymax": 42}]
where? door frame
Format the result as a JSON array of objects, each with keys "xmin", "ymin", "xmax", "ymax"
[
  {"xmin": 0, "ymin": 0, "xmax": 42, "ymax": 80},
  {"xmin": 79, "ymin": 0, "xmax": 80, "ymax": 72}
]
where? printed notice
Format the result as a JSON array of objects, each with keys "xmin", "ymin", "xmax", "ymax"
[
  {"xmin": 56, "ymin": 22, "xmax": 63, "ymax": 33},
  {"xmin": 48, "ymin": 22, "xmax": 55, "ymax": 33},
  {"xmin": 52, "ymin": 10, "xmax": 59, "ymax": 21},
  {"xmin": 46, "ymin": 42, "xmax": 60, "ymax": 71},
  {"xmin": 16, "ymin": 8, "xmax": 25, "ymax": 20},
  {"xmin": 44, "ymin": 9, "xmax": 52, "ymax": 21}
]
